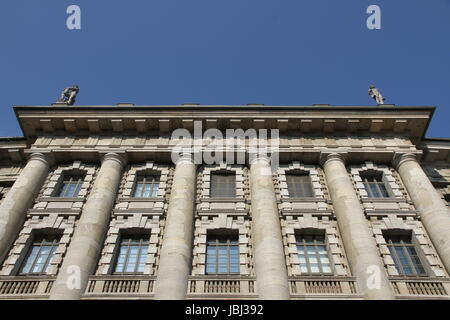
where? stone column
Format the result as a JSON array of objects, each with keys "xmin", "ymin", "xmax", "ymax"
[
  {"xmin": 394, "ymin": 153, "xmax": 450, "ymax": 274},
  {"xmin": 0, "ymin": 153, "xmax": 51, "ymax": 264},
  {"xmin": 321, "ymin": 153, "xmax": 394, "ymax": 300},
  {"xmin": 154, "ymin": 155, "xmax": 196, "ymax": 300},
  {"xmin": 249, "ymin": 155, "xmax": 290, "ymax": 300},
  {"xmin": 49, "ymin": 153, "xmax": 126, "ymax": 300}
]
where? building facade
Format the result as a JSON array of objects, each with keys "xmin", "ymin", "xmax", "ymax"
[{"xmin": 0, "ymin": 104, "xmax": 449, "ymax": 300}]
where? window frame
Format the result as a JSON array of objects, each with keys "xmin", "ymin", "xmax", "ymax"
[
  {"xmin": 384, "ymin": 233, "xmax": 427, "ymax": 277},
  {"xmin": 112, "ymin": 234, "xmax": 150, "ymax": 274},
  {"xmin": 286, "ymin": 171, "xmax": 315, "ymax": 198},
  {"xmin": 209, "ymin": 171, "xmax": 236, "ymax": 198},
  {"xmin": 205, "ymin": 231, "xmax": 240, "ymax": 275},
  {"xmin": 295, "ymin": 231, "xmax": 334, "ymax": 275},
  {"xmin": 132, "ymin": 174, "xmax": 160, "ymax": 198},
  {"xmin": 360, "ymin": 171, "xmax": 391, "ymax": 199},
  {"xmin": 57, "ymin": 175, "xmax": 85, "ymax": 198},
  {"xmin": 18, "ymin": 235, "xmax": 60, "ymax": 276}
]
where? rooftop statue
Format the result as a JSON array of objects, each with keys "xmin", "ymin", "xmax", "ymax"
[
  {"xmin": 56, "ymin": 85, "xmax": 79, "ymax": 105},
  {"xmin": 368, "ymin": 85, "xmax": 385, "ymax": 105}
]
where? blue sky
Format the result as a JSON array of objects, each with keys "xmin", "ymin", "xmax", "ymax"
[{"xmin": 0, "ymin": 0, "xmax": 449, "ymax": 138}]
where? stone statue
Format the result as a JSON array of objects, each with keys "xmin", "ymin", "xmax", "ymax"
[
  {"xmin": 368, "ymin": 85, "xmax": 385, "ymax": 105},
  {"xmin": 56, "ymin": 85, "xmax": 79, "ymax": 105}
]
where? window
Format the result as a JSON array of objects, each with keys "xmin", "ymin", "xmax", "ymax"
[
  {"xmin": 57, "ymin": 175, "xmax": 84, "ymax": 197},
  {"xmin": 360, "ymin": 171, "xmax": 390, "ymax": 198},
  {"xmin": 384, "ymin": 233, "xmax": 426, "ymax": 276},
  {"xmin": 286, "ymin": 172, "xmax": 314, "ymax": 198},
  {"xmin": 19, "ymin": 235, "xmax": 60, "ymax": 275},
  {"xmin": 113, "ymin": 235, "xmax": 149, "ymax": 274},
  {"xmin": 206, "ymin": 231, "xmax": 239, "ymax": 274},
  {"xmin": 133, "ymin": 175, "xmax": 160, "ymax": 198},
  {"xmin": 210, "ymin": 171, "xmax": 236, "ymax": 198},
  {"xmin": 296, "ymin": 232, "xmax": 333, "ymax": 274}
]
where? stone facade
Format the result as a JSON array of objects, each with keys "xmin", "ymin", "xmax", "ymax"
[{"xmin": 0, "ymin": 105, "xmax": 449, "ymax": 300}]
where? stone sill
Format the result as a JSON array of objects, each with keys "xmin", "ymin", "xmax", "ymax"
[
  {"xmin": 281, "ymin": 210, "xmax": 333, "ymax": 216},
  {"xmin": 197, "ymin": 210, "xmax": 248, "ymax": 216},
  {"xmin": 365, "ymin": 211, "xmax": 417, "ymax": 217},
  {"xmin": 112, "ymin": 209, "xmax": 164, "ymax": 216},
  {"xmin": 0, "ymin": 275, "xmax": 56, "ymax": 280},
  {"xmin": 289, "ymin": 276, "xmax": 356, "ymax": 281},
  {"xmin": 199, "ymin": 198, "xmax": 246, "ymax": 203},
  {"xmin": 190, "ymin": 275, "xmax": 256, "ymax": 280},
  {"xmin": 28, "ymin": 208, "xmax": 82, "ymax": 215},
  {"xmin": 87, "ymin": 275, "xmax": 156, "ymax": 280},
  {"xmin": 117, "ymin": 197, "xmax": 163, "ymax": 202},
  {"xmin": 389, "ymin": 276, "xmax": 450, "ymax": 282},
  {"xmin": 361, "ymin": 197, "xmax": 409, "ymax": 203},
  {"xmin": 37, "ymin": 197, "xmax": 86, "ymax": 202},
  {"xmin": 280, "ymin": 197, "xmax": 328, "ymax": 203}
]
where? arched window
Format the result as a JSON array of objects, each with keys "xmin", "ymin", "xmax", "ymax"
[
  {"xmin": 360, "ymin": 170, "xmax": 391, "ymax": 198},
  {"xmin": 210, "ymin": 170, "xmax": 236, "ymax": 198},
  {"xmin": 286, "ymin": 171, "xmax": 314, "ymax": 198}
]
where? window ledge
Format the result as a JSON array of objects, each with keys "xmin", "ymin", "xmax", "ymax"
[
  {"xmin": 200, "ymin": 198, "xmax": 245, "ymax": 202},
  {"xmin": 190, "ymin": 275, "xmax": 255, "ymax": 280},
  {"xmin": 361, "ymin": 197, "xmax": 408, "ymax": 203},
  {"xmin": 117, "ymin": 197, "xmax": 163, "ymax": 202},
  {"xmin": 289, "ymin": 275, "xmax": 356, "ymax": 280},
  {"xmin": 389, "ymin": 276, "xmax": 446, "ymax": 281},
  {"xmin": 281, "ymin": 197, "xmax": 327, "ymax": 202},
  {"xmin": 37, "ymin": 197, "xmax": 85, "ymax": 202}
]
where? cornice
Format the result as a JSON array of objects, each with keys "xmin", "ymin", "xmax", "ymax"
[{"xmin": 13, "ymin": 105, "xmax": 434, "ymax": 145}]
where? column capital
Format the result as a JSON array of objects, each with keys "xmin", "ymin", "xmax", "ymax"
[
  {"xmin": 319, "ymin": 152, "xmax": 347, "ymax": 167},
  {"xmin": 28, "ymin": 152, "xmax": 54, "ymax": 167},
  {"xmin": 249, "ymin": 153, "xmax": 272, "ymax": 166},
  {"xmin": 172, "ymin": 152, "xmax": 195, "ymax": 165},
  {"xmin": 100, "ymin": 152, "xmax": 128, "ymax": 167},
  {"xmin": 392, "ymin": 153, "xmax": 418, "ymax": 169}
]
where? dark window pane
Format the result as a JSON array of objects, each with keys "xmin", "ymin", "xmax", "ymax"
[
  {"xmin": 286, "ymin": 173, "xmax": 314, "ymax": 198},
  {"xmin": 210, "ymin": 173, "xmax": 236, "ymax": 198}
]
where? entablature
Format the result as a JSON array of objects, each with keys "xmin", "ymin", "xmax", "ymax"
[{"xmin": 14, "ymin": 105, "xmax": 434, "ymax": 144}]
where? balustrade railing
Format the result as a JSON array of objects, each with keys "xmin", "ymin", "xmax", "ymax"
[
  {"xmin": 390, "ymin": 277, "xmax": 450, "ymax": 298},
  {"xmin": 0, "ymin": 276, "xmax": 54, "ymax": 298}
]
